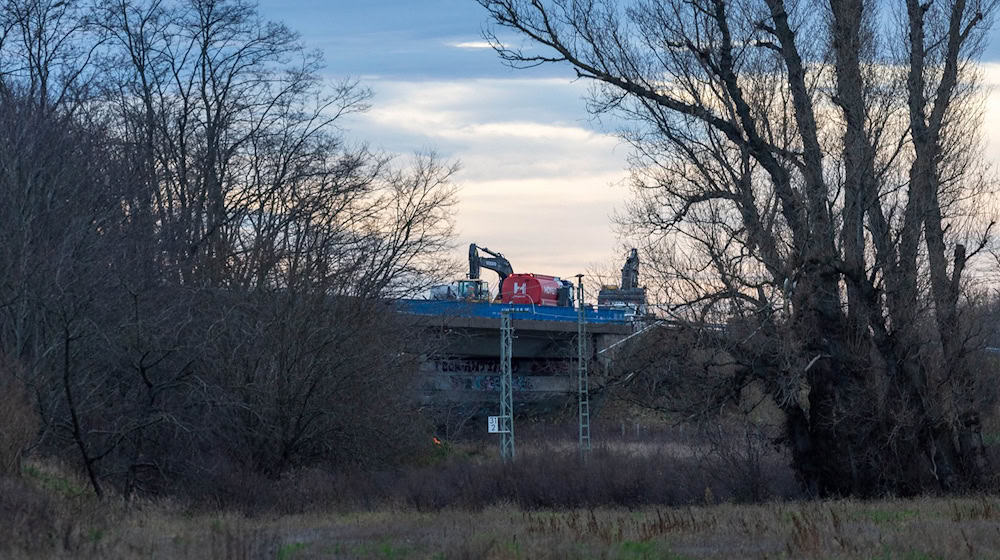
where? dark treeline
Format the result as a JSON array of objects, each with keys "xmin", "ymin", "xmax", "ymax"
[
  {"xmin": 0, "ymin": 0, "xmax": 455, "ymax": 498},
  {"xmin": 479, "ymin": 0, "xmax": 999, "ymax": 497}
]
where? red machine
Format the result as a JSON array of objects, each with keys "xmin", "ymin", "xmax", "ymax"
[{"xmin": 501, "ymin": 273, "xmax": 574, "ymax": 307}]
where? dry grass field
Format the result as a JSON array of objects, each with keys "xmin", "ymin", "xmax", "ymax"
[
  {"xmin": 6, "ymin": 460, "xmax": 1000, "ymax": 559},
  {"xmin": 124, "ymin": 498, "xmax": 1000, "ymax": 559},
  {"xmin": 6, "ymin": 424, "xmax": 1000, "ymax": 559}
]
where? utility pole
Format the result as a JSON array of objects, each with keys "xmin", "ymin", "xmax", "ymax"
[
  {"xmin": 499, "ymin": 310, "xmax": 515, "ymax": 461},
  {"xmin": 576, "ymin": 274, "xmax": 591, "ymax": 457}
]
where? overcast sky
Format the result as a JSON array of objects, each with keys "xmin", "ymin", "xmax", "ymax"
[{"xmin": 257, "ymin": 1, "xmax": 1000, "ymax": 285}]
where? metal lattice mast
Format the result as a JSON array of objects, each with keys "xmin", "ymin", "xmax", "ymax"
[
  {"xmin": 499, "ymin": 310, "xmax": 515, "ymax": 461},
  {"xmin": 576, "ymin": 275, "xmax": 591, "ymax": 456}
]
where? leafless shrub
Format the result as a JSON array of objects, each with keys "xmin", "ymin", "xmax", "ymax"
[
  {"xmin": 392, "ymin": 441, "xmax": 799, "ymax": 511},
  {"xmin": 0, "ymin": 360, "xmax": 37, "ymax": 477},
  {"xmin": 696, "ymin": 421, "xmax": 787, "ymax": 503},
  {"xmin": 0, "ymin": 468, "xmax": 124, "ymax": 558},
  {"xmin": 0, "ymin": 0, "xmax": 455, "ymax": 498},
  {"xmin": 176, "ymin": 427, "xmax": 800, "ymax": 515},
  {"xmin": 0, "ymin": 476, "xmax": 61, "ymax": 555}
]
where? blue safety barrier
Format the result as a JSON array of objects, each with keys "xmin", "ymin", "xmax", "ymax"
[{"xmin": 396, "ymin": 299, "xmax": 627, "ymax": 324}]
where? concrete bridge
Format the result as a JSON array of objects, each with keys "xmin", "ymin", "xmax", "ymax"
[{"xmin": 400, "ymin": 302, "xmax": 633, "ymax": 422}]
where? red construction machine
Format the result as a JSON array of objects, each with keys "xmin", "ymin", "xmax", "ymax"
[
  {"xmin": 500, "ymin": 272, "xmax": 574, "ymax": 307},
  {"xmin": 469, "ymin": 243, "xmax": 575, "ymax": 307},
  {"xmin": 431, "ymin": 244, "xmax": 575, "ymax": 307}
]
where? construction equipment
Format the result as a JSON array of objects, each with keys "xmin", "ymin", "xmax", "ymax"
[
  {"xmin": 468, "ymin": 243, "xmax": 513, "ymax": 285},
  {"xmin": 471, "ymin": 243, "xmax": 574, "ymax": 307},
  {"xmin": 502, "ymin": 273, "xmax": 574, "ymax": 307},
  {"xmin": 429, "ymin": 280, "xmax": 489, "ymax": 301},
  {"xmin": 429, "ymin": 243, "xmax": 508, "ymax": 301},
  {"xmin": 432, "ymin": 243, "xmax": 575, "ymax": 307},
  {"xmin": 598, "ymin": 248, "xmax": 647, "ymax": 315}
]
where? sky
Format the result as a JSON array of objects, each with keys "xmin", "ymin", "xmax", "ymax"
[{"xmin": 256, "ymin": 0, "xmax": 1000, "ymax": 286}]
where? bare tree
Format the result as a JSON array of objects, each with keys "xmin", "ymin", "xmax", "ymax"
[
  {"xmin": 97, "ymin": 0, "xmax": 458, "ymax": 295},
  {"xmin": 0, "ymin": 0, "xmax": 457, "ymax": 497},
  {"xmin": 479, "ymin": 0, "xmax": 997, "ymax": 495},
  {"xmin": 0, "ymin": 0, "xmax": 105, "ymax": 111}
]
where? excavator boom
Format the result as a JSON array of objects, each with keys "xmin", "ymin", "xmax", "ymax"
[{"xmin": 469, "ymin": 243, "xmax": 513, "ymax": 283}]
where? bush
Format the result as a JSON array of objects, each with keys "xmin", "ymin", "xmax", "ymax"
[
  {"xmin": 0, "ymin": 473, "xmax": 110, "ymax": 556},
  {"xmin": 394, "ymin": 442, "xmax": 799, "ymax": 511},
  {"xmin": 0, "ymin": 363, "xmax": 38, "ymax": 476},
  {"xmin": 177, "ymin": 429, "xmax": 802, "ymax": 515}
]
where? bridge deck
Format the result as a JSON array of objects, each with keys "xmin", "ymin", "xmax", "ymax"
[{"xmin": 396, "ymin": 299, "xmax": 630, "ymax": 330}]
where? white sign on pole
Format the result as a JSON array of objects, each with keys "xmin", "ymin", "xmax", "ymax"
[{"xmin": 488, "ymin": 416, "xmax": 500, "ymax": 433}]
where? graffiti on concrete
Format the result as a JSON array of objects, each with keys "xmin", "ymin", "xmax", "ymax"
[
  {"xmin": 431, "ymin": 358, "xmax": 572, "ymax": 375},
  {"xmin": 434, "ymin": 359, "xmax": 500, "ymax": 373},
  {"xmin": 449, "ymin": 375, "xmax": 533, "ymax": 392}
]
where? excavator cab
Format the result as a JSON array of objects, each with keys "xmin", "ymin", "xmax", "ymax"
[
  {"xmin": 455, "ymin": 279, "xmax": 489, "ymax": 301},
  {"xmin": 430, "ymin": 279, "xmax": 489, "ymax": 301}
]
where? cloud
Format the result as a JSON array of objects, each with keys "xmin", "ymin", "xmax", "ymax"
[
  {"xmin": 982, "ymin": 64, "xmax": 1000, "ymax": 159},
  {"xmin": 347, "ymin": 77, "xmax": 629, "ymax": 180},
  {"xmin": 447, "ymin": 40, "xmax": 500, "ymax": 49},
  {"xmin": 339, "ymin": 65, "xmax": 1000, "ymax": 281},
  {"xmin": 340, "ymin": 76, "xmax": 631, "ymax": 278}
]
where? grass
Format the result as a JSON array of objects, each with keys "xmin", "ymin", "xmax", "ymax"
[
  {"xmin": 4, "ymin": 432, "xmax": 1000, "ymax": 558},
  {"xmin": 22, "ymin": 462, "xmax": 94, "ymax": 499},
  {"xmin": 276, "ymin": 541, "xmax": 309, "ymax": 560},
  {"xmin": 6, "ymin": 483, "xmax": 1000, "ymax": 559}
]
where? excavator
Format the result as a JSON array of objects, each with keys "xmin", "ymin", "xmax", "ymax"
[
  {"xmin": 466, "ymin": 243, "xmax": 512, "ymax": 301},
  {"xmin": 468, "ymin": 243, "xmax": 513, "ymax": 285},
  {"xmin": 597, "ymin": 248, "xmax": 647, "ymax": 315},
  {"xmin": 430, "ymin": 243, "xmax": 574, "ymax": 307},
  {"xmin": 431, "ymin": 244, "xmax": 511, "ymax": 302}
]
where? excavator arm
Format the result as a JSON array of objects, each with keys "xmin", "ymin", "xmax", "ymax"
[{"xmin": 469, "ymin": 243, "xmax": 513, "ymax": 283}]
